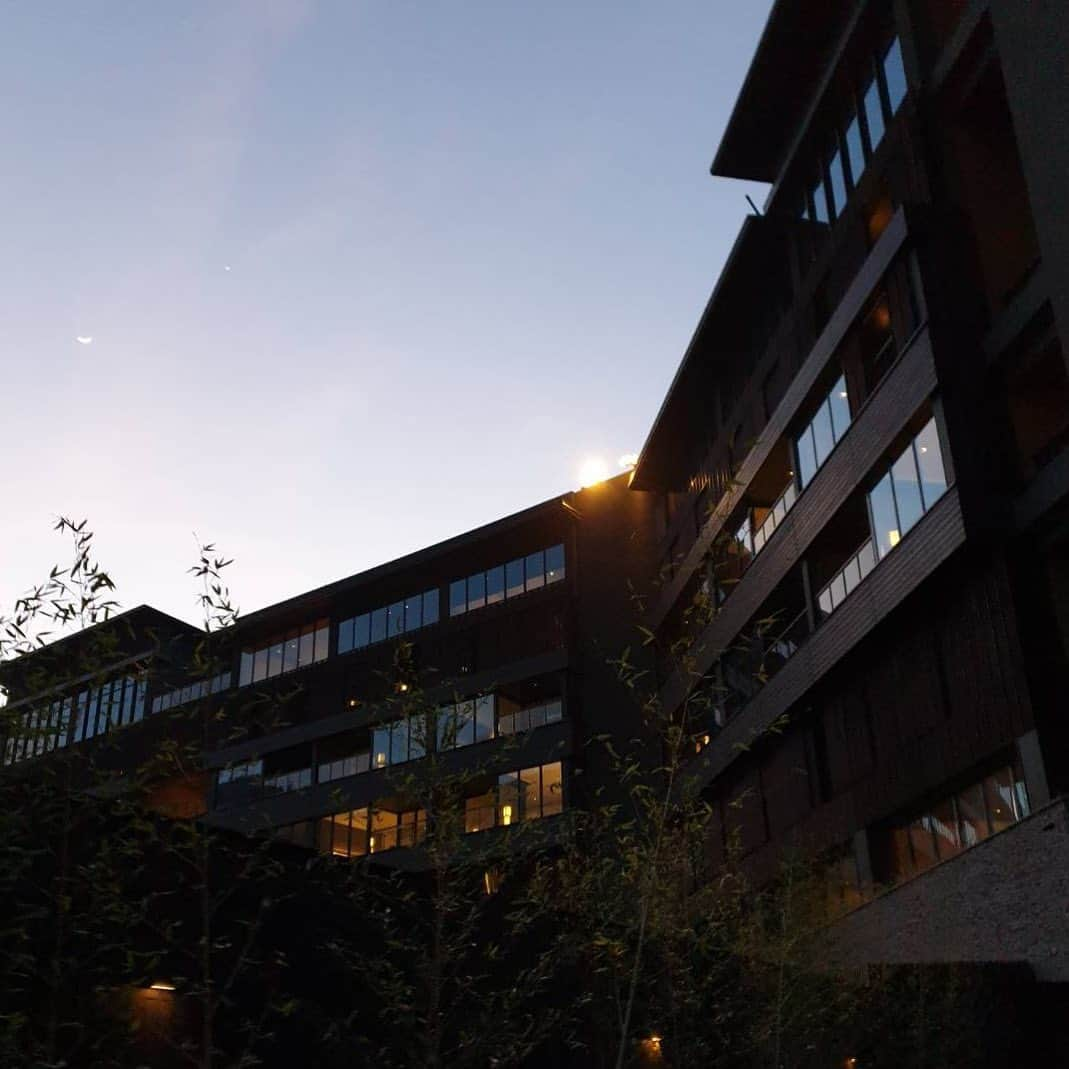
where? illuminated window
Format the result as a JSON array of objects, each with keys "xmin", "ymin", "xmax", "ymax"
[
  {"xmin": 884, "ymin": 762, "xmax": 1029, "ymax": 882},
  {"xmin": 463, "ymin": 762, "xmax": 565, "ymax": 835}
]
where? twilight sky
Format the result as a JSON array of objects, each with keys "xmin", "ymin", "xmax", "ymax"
[{"xmin": 1, "ymin": 0, "xmax": 770, "ymax": 628}]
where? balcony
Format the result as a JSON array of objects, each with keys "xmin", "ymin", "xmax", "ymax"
[
  {"xmin": 647, "ymin": 206, "xmax": 910, "ymax": 631},
  {"xmin": 679, "ymin": 485, "xmax": 965, "ymax": 798}
]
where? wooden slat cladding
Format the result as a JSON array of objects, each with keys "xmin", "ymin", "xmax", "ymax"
[
  {"xmin": 648, "ymin": 207, "xmax": 910, "ymax": 631},
  {"xmin": 702, "ymin": 552, "xmax": 1035, "ymax": 872},
  {"xmin": 681, "ymin": 486, "xmax": 966, "ymax": 797},
  {"xmin": 661, "ymin": 326, "xmax": 939, "ymax": 717}
]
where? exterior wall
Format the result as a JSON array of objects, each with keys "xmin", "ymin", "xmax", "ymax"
[{"xmin": 823, "ymin": 797, "xmax": 1069, "ymax": 981}]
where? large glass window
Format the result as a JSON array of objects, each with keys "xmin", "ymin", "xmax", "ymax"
[
  {"xmin": 885, "ymin": 763, "xmax": 1029, "ymax": 883},
  {"xmin": 882, "ymin": 37, "xmax": 907, "ymax": 114},
  {"xmin": 891, "ymin": 450, "xmax": 924, "ymax": 535},
  {"xmin": 464, "ymin": 762, "xmax": 565, "ymax": 835},
  {"xmin": 867, "ymin": 417, "xmax": 949, "ymax": 560},
  {"xmin": 828, "ymin": 146, "xmax": 847, "ymax": 218},
  {"xmin": 506, "ymin": 558, "xmax": 525, "ymax": 598},
  {"xmin": 863, "ymin": 75, "xmax": 885, "ymax": 153},
  {"xmin": 869, "ymin": 472, "xmax": 900, "ymax": 557},
  {"xmin": 845, "ymin": 113, "xmax": 865, "ymax": 186},
  {"xmin": 795, "ymin": 374, "xmax": 852, "ymax": 489},
  {"xmin": 811, "ymin": 173, "xmax": 830, "ymax": 225},
  {"xmin": 467, "ymin": 572, "xmax": 486, "ymax": 612},
  {"xmin": 914, "ymin": 420, "xmax": 948, "ymax": 508}
]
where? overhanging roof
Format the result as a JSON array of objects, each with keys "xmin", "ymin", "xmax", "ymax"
[{"xmin": 711, "ymin": 0, "xmax": 853, "ymax": 182}]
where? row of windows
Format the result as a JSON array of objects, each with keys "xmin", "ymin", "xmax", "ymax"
[
  {"xmin": 2, "ymin": 673, "xmax": 148, "ymax": 766},
  {"xmin": 321, "ymin": 700, "xmax": 564, "ymax": 783},
  {"xmin": 803, "ymin": 37, "xmax": 907, "ymax": 226},
  {"xmin": 868, "ymin": 417, "xmax": 947, "ymax": 560},
  {"xmin": 238, "ymin": 619, "xmax": 329, "ymax": 687},
  {"xmin": 886, "ymin": 764, "xmax": 1029, "ymax": 882},
  {"xmin": 151, "ymin": 671, "xmax": 232, "ymax": 714},
  {"xmin": 337, "ymin": 589, "xmax": 440, "ymax": 656},
  {"xmin": 214, "ymin": 694, "xmax": 564, "ymax": 801},
  {"xmin": 275, "ymin": 763, "xmax": 565, "ymax": 857},
  {"xmin": 317, "ymin": 806, "xmax": 428, "ymax": 858},
  {"xmin": 463, "ymin": 762, "xmax": 564, "ymax": 832},
  {"xmin": 449, "ymin": 544, "xmax": 566, "ymax": 618}
]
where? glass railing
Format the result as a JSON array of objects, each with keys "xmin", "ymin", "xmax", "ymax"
[
  {"xmin": 751, "ymin": 481, "xmax": 799, "ymax": 555},
  {"xmin": 816, "ymin": 539, "xmax": 877, "ymax": 620}
]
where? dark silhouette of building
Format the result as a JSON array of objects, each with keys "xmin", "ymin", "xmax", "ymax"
[
  {"xmin": 4, "ymin": 0, "xmax": 1069, "ymax": 1058},
  {"xmin": 630, "ymin": 0, "xmax": 1069, "ymax": 994},
  {"xmin": 2, "ymin": 477, "xmax": 660, "ymax": 862}
]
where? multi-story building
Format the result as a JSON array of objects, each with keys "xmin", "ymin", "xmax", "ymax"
[
  {"xmin": 1, "ymin": 476, "xmax": 660, "ymax": 863},
  {"xmin": 631, "ymin": 0, "xmax": 1069, "ymax": 990}
]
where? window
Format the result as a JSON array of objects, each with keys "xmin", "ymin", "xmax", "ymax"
[
  {"xmin": 151, "ymin": 671, "xmax": 232, "ymax": 714},
  {"xmin": 844, "ymin": 113, "xmax": 865, "ymax": 187},
  {"xmin": 239, "ymin": 619, "xmax": 328, "ymax": 687},
  {"xmin": 828, "ymin": 146, "xmax": 847, "ymax": 218},
  {"xmin": 884, "ymin": 763, "xmax": 1029, "ymax": 882},
  {"xmin": 811, "ymin": 173, "xmax": 830, "ymax": 225},
  {"xmin": 318, "ymin": 751, "xmax": 370, "ymax": 784},
  {"xmin": 882, "ymin": 37, "xmax": 907, "ymax": 114},
  {"xmin": 338, "ymin": 589, "xmax": 438, "ymax": 654},
  {"xmin": 497, "ymin": 697, "xmax": 563, "ymax": 736},
  {"xmin": 863, "ymin": 74, "xmax": 885, "ymax": 153},
  {"xmin": 450, "ymin": 544, "xmax": 565, "ymax": 617},
  {"xmin": 867, "ymin": 417, "xmax": 948, "ymax": 560},
  {"xmin": 464, "ymin": 761, "xmax": 564, "ymax": 835},
  {"xmin": 3, "ymin": 671, "xmax": 150, "ymax": 767},
  {"xmin": 795, "ymin": 374, "xmax": 852, "ymax": 489}
]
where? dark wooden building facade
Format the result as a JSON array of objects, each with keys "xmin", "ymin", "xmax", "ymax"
[{"xmin": 631, "ymin": 0, "xmax": 1069, "ymax": 984}]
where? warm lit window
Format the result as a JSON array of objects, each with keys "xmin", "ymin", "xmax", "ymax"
[
  {"xmin": 883, "ymin": 763, "xmax": 1029, "ymax": 882},
  {"xmin": 463, "ymin": 762, "xmax": 564, "ymax": 835},
  {"xmin": 338, "ymin": 589, "xmax": 438, "ymax": 655},
  {"xmin": 239, "ymin": 619, "xmax": 328, "ymax": 687}
]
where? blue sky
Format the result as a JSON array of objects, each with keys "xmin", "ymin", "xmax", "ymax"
[{"xmin": 1, "ymin": 0, "xmax": 770, "ymax": 627}]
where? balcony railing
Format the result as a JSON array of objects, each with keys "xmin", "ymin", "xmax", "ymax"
[
  {"xmin": 751, "ymin": 480, "xmax": 799, "ymax": 555},
  {"xmin": 816, "ymin": 539, "xmax": 877, "ymax": 620}
]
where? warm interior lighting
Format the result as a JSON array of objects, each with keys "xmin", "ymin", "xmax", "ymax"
[
  {"xmin": 347, "ymin": 698, "xmax": 359, "ymax": 708},
  {"xmin": 888, "ymin": 529, "xmax": 901, "ymax": 547},
  {"xmin": 578, "ymin": 456, "xmax": 611, "ymax": 488},
  {"xmin": 396, "ymin": 682, "xmax": 409, "ymax": 693},
  {"xmin": 149, "ymin": 981, "xmax": 176, "ymax": 992},
  {"xmin": 501, "ymin": 804, "xmax": 513, "ymax": 826},
  {"xmin": 873, "ymin": 300, "xmax": 892, "ymax": 331},
  {"xmin": 648, "ymin": 1035, "xmax": 662, "ymax": 1049},
  {"xmin": 866, "ymin": 196, "xmax": 894, "ymax": 243}
]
